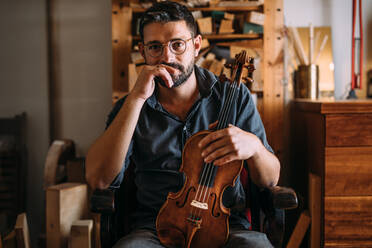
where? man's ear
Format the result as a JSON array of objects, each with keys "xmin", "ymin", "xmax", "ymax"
[
  {"xmin": 139, "ymin": 42, "xmax": 145, "ymax": 58},
  {"xmin": 193, "ymin": 34, "xmax": 202, "ymax": 57}
]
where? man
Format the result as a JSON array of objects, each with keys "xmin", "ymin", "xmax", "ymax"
[{"xmin": 86, "ymin": 1, "xmax": 280, "ymax": 247}]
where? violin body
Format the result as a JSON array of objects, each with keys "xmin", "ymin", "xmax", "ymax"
[{"xmin": 156, "ymin": 130, "xmax": 243, "ymax": 248}]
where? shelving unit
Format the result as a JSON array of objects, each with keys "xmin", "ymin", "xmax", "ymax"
[{"xmin": 111, "ymin": 0, "xmax": 285, "ymax": 162}]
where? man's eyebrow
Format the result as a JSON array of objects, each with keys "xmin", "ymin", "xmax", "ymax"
[{"xmin": 144, "ymin": 38, "xmax": 187, "ymax": 45}]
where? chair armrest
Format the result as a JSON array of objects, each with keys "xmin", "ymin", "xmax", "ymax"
[
  {"xmin": 269, "ymin": 186, "xmax": 298, "ymax": 210},
  {"xmin": 90, "ymin": 189, "xmax": 116, "ymax": 214},
  {"xmin": 259, "ymin": 186, "xmax": 298, "ymax": 216}
]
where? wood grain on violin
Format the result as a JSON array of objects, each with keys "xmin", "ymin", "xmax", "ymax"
[{"xmin": 156, "ymin": 51, "xmax": 254, "ymax": 248}]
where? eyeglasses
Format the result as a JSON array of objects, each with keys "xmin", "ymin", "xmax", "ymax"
[{"xmin": 143, "ymin": 38, "xmax": 193, "ymax": 58}]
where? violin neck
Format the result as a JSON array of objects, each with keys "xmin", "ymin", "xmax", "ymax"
[{"xmin": 216, "ymin": 81, "xmax": 239, "ymax": 130}]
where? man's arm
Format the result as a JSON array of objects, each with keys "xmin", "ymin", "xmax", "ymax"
[
  {"xmin": 85, "ymin": 64, "xmax": 177, "ymax": 190},
  {"xmin": 85, "ymin": 95, "xmax": 145, "ymax": 190},
  {"xmin": 198, "ymin": 125, "xmax": 280, "ymax": 188}
]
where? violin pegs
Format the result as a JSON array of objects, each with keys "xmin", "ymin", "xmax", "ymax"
[
  {"xmin": 242, "ymin": 77, "xmax": 254, "ymax": 84},
  {"xmin": 219, "ymin": 74, "xmax": 230, "ymax": 83},
  {"xmin": 244, "ymin": 64, "xmax": 256, "ymax": 72},
  {"xmin": 224, "ymin": 63, "xmax": 232, "ymax": 69}
]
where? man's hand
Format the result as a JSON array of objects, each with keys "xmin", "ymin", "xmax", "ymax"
[
  {"xmin": 198, "ymin": 124, "xmax": 262, "ymax": 166},
  {"xmin": 130, "ymin": 64, "xmax": 178, "ymax": 101}
]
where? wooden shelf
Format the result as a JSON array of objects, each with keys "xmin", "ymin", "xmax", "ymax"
[
  {"xmin": 133, "ymin": 33, "xmax": 261, "ymax": 41},
  {"xmin": 132, "ymin": 6, "xmax": 261, "ymax": 13}
]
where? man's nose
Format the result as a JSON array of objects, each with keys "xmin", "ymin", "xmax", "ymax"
[{"xmin": 160, "ymin": 44, "xmax": 175, "ymax": 63}]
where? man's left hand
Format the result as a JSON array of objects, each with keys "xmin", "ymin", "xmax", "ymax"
[{"xmin": 198, "ymin": 124, "xmax": 261, "ymax": 166}]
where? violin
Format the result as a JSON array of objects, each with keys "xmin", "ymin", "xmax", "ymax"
[{"xmin": 156, "ymin": 51, "xmax": 255, "ymax": 248}]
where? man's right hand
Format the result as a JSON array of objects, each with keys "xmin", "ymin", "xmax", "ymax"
[{"xmin": 130, "ymin": 64, "xmax": 178, "ymax": 101}]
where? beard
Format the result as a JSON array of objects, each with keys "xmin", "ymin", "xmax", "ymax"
[{"xmin": 153, "ymin": 59, "xmax": 194, "ymax": 88}]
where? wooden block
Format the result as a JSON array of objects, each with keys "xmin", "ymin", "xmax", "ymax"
[
  {"xmin": 201, "ymin": 38, "xmax": 210, "ymax": 49},
  {"xmin": 286, "ymin": 210, "xmax": 311, "ymax": 248},
  {"xmin": 46, "ymin": 183, "xmax": 89, "ymax": 248},
  {"xmin": 246, "ymin": 11, "xmax": 265, "ymax": 26},
  {"xmin": 309, "ymin": 173, "xmax": 321, "ymax": 248},
  {"xmin": 224, "ymin": 12, "xmax": 235, "ymax": 20},
  {"xmin": 219, "ymin": 19, "xmax": 234, "ymax": 34},
  {"xmin": 67, "ymin": 158, "xmax": 85, "ymax": 184},
  {"xmin": 201, "ymin": 53, "xmax": 216, "ymax": 69},
  {"xmin": 14, "ymin": 213, "xmax": 31, "ymax": 248},
  {"xmin": 196, "ymin": 17, "xmax": 212, "ymax": 34},
  {"xmin": 69, "ymin": 220, "xmax": 93, "ymax": 248},
  {"xmin": 208, "ymin": 60, "xmax": 224, "ymax": 76}
]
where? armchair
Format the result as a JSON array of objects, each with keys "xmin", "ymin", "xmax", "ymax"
[{"xmin": 91, "ymin": 164, "xmax": 298, "ymax": 248}]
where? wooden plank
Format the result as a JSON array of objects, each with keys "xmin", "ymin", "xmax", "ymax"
[
  {"xmin": 262, "ymin": 0, "xmax": 284, "ymax": 162},
  {"xmin": 46, "ymin": 183, "xmax": 89, "ymax": 248},
  {"xmin": 112, "ymin": 1, "xmax": 132, "ymax": 103},
  {"xmin": 132, "ymin": 6, "xmax": 261, "ymax": 13},
  {"xmin": 326, "ymin": 114, "xmax": 372, "ymax": 147},
  {"xmin": 325, "ymin": 147, "xmax": 372, "ymax": 196},
  {"xmin": 69, "ymin": 220, "xmax": 93, "ymax": 248},
  {"xmin": 286, "ymin": 210, "xmax": 311, "ymax": 248},
  {"xmin": 309, "ymin": 173, "xmax": 321, "ymax": 248},
  {"xmin": 324, "ymin": 196, "xmax": 372, "ymax": 246},
  {"xmin": 14, "ymin": 213, "xmax": 31, "ymax": 248},
  {"xmin": 293, "ymin": 99, "xmax": 372, "ymax": 114}
]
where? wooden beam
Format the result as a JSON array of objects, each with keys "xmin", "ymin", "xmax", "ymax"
[
  {"xmin": 112, "ymin": 0, "xmax": 132, "ymax": 103},
  {"xmin": 286, "ymin": 211, "xmax": 311, "ymax": 248},
  {"xmin": 263, "ymin": 0, "xmax": 284, "ymax": 162},
  {"xmin": 14, "ymin": 213, "xmax": 31, "ymax": 248}
]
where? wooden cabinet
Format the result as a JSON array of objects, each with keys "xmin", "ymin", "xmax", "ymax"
[
  {"xmin": 292, "ymin": 99, "xmax": 372, "ymax": 247},
  {"xmin": 111, "ymin": 0, "xmax": 285, "ymax": 160}
]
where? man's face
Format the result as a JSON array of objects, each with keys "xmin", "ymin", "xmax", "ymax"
[{"xmin": 140, "ymin": 21, "xmax": 201, "ymax": 88}]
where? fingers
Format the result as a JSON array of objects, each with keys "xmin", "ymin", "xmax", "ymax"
[
  {"xmin": 208, "ymin": 120, "xmax": 218, "ymax": 130},
  {"xmin": 154, "ymin": 64, "xmax": 180, "ymax": 88}
]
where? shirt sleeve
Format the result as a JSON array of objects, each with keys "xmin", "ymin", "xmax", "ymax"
[
  {"xmin": 235, "ymin": 85, "xmax": 274, "ymax": 154},
  {"xmin": 105, "ymin": 96, "xmax": 134, "ymax": 188}
]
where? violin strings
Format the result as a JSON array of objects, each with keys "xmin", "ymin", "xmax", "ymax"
[
  {"xmin": 190, "ymin": 81, "xmax": 236, "ymax": 220},
  {"xmin": 198, "ymin": 81, "xmax": 238, "ymax": 218},
  {"xmin": 191, "ymin": 79, "xmax": 239, "ymax": 220}
]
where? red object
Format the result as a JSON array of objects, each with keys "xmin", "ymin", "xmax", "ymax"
[{"xmin": 351, "ymin": 0, "xmax": 363, "ymax": 89}]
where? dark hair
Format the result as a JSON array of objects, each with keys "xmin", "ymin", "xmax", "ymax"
[{"xmin": 139, "ymin": 1, "xmax": 198, "ymax": 41}]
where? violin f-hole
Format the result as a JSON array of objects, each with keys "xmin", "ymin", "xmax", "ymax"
[
  {"xmin": 210, "ymin": 192, "xmax": 220, "ymax": 218},
  {"xmin": 176, "ymin": 186, "xmax": 195, "ymax": 208}
]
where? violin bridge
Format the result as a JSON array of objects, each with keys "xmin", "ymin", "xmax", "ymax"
[{"xmin": 191, "ymin": 200, "xmax": 208, "ymax": 210}]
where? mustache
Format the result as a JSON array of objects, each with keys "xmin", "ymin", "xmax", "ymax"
[{"xmin": 161, "ymin": 62, "xmax": 184, "ymax": 72}]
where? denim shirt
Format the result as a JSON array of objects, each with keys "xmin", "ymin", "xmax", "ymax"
[{"xmin": 107, "ymin": 66, "xmax": 273, "ymax": 231}]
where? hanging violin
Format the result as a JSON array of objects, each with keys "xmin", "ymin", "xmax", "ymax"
[{"xmin": 156, "ymin": 51, "xmax": 255, "ymax": 248}]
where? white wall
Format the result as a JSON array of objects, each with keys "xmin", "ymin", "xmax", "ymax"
[
  {"xmin": 0, "ymin": 0, "xmax": 49, "ymax": 245},
  {"xmin": 0, "ymin": 0, "xmax": 112, "ymax": 246},
  {"xmin": 51, "ymin": 0, "xmax": 112, "ymax": 156},
  {"xmin": 284, "ymin": 0, "xmax": 372, "ymax": 99}
]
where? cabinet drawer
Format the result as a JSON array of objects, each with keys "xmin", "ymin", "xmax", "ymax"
[
  {"xmin": 325, "ymin": 147, "xmax": 372, "ymax": 196},
  {"xmin": 324, "ymin": 196, "xmax": 372, "ymax": 247},
  {"xmin": 326, "ymin": 114, "xmax": 372, "ymax": 146}
]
